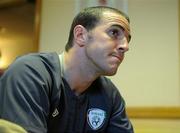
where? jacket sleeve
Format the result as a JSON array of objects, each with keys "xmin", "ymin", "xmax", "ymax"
[
  {"xmin": 106, "ymin": 83, "xmax": 134, "ymax": 133},
  {"xmin": 0, "ymin": 55, "xmax": 52, "ymax": 133}
]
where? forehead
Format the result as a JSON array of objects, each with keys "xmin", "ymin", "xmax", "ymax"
[
  {"xmin": 102, "ymin": 11, "xmax": 128, "ymax": 23},
  {"xmin": 98, "ymin": 11, "xmax": 131, "ymax": 35}
]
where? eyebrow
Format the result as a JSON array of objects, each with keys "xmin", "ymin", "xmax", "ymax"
[{"xmin": 110, "ymin": 24, "xmax": 124, "ymax": 30}]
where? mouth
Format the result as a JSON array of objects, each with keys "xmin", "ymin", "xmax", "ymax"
[{"xmin": 111, "ymin": 53, "xmax": 124, "ymax": 62}]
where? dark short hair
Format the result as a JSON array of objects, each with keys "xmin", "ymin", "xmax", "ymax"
[{"xmin": 65, "ymin": 6, "xmax": 130, "ymax": 51}]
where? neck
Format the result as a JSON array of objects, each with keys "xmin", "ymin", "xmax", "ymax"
[{"xmin": 62, "ymin": 50, "xmax": 100, "ymax": 95}]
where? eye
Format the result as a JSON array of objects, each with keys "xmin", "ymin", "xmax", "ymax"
[
  {"xmin": 109, "ymin": 29, "xmax": 120, "ymax": 39},
  {"xmin": 108, "ymin": 27, "xmax": 125, "ymax": 40}
]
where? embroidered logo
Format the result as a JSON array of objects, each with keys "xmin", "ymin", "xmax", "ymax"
[
  {"xmin": 87, "ymin": 108, "xmax": 106, "ymax": 130},
  {"xmin": 52, "ymin": 108, "xmax": 59, "ymax": 117}
]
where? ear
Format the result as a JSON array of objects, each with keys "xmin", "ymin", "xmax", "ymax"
[{"xmin": 73, "ymin": 25, "xmax": 88, "ymax": 47}]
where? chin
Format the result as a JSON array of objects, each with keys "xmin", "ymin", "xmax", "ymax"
[
  {"xmin": 100, "ymin": 63, "xmax": 120, "ymax": 76},
  {"xmin": 103, "ymin": 69, "xmax": 118, "ymax": 76}
]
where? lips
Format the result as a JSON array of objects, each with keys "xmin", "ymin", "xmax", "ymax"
[{"xmin": 111, "ymin": 53, "xmax": 124, "ymax": 61}]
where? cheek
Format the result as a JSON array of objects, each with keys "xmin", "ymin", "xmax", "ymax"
[
  {"xmin": 86, "ymin": 44, "xmax": 103, "ymax": 59},
  {"xmin": 85, "ymin": 41, "xmax": 107, "ymax": 67},
  {"xmin": 86, "ymin": 33, "xmax": 115, "ymax": 57}
]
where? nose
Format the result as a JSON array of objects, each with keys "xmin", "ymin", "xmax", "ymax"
[{"xmin": 117, "ymin": 39, "xmax": 129, "ymax": 53}]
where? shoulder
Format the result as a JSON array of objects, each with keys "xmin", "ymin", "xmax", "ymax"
[
  {"xmin": 4, "ymin": 52, "xmax": 60, "ymax": 77},
  {"xmin": 13, "ymin": 52, "xmax": 59, "ymax": 70},
  {"xmin": 0, "ymin": 52, "xmax": 62, "ymax": 96}
]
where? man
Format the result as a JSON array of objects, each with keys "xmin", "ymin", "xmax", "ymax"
[{"xmin": 0, "ymin": 6, "xmax": 133, "ymax": 133}]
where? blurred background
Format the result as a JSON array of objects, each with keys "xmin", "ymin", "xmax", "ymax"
[{"xmin": 0, "ymin": 0, "xmax": 179, "ymax": 132}]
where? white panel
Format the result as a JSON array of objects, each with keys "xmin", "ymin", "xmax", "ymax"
[{"xmin": 75, "ymin": 0, "xmax": 128, "ymax": 15}]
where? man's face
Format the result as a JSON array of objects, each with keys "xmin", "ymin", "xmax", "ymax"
[{"xmin": 85, "ymin": 12, "xmax": 130, "ymax": 76}]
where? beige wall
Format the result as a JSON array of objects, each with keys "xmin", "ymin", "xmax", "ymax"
[
  {"xmin": 39, "ymin": 0, "xmax": 74, "ymax": 52},
  {"xmin": 122, "ymin": 0, "xmax": 179, "ymax": 107},
  {"xmin": 39, "ymin": 0, "xmax": 180, "ymax": 107},
  {"xmin": 111, "ymin": 0, "xmax": 179, "ymax": 107}
]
